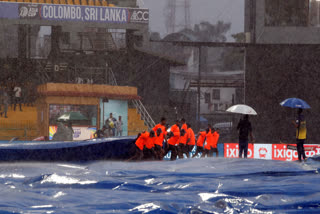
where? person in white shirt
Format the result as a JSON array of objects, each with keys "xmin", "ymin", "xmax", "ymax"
[
  {"xmin": 116, "ymin": 116, "xmax": 123, "ymax": 136},
  {"xmin": 13, "ymin": 85, "xmax": 22, "ymax": 111}
]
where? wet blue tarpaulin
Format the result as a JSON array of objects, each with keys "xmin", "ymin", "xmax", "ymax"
[{"xmin": 0, "ymin": 137, "xmax": 136, "ymax": 162}]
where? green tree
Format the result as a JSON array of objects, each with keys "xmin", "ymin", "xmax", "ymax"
[{"xmin": 193, "ymin": 21, "xmax": 231, "ymax": 42}]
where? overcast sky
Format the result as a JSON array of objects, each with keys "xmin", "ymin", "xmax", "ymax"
[{"xmin": 143, "ymin": 0, "xmax": 245, "ymax": 42}]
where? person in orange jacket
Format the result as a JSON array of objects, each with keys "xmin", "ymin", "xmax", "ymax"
[
  {"xmin": 186, "ymin": 123, "xmax": 195, "ymax": 158},
  {"xmin": 153, "ymin": 117, "xmax": 167, "ymax": 160},
  {"xmin": 154, "ymin": 128, "xmax": 165, "ymax": 160},
  {"xmin": 178, "ymin": 128, "xmax": 188, "ymax": 158},
  {"xmin": 211, "ymin": 128, "xmax": 220, "ymax": 157},
  {"xmin": 153, "ymin": 117, "xmax": 168, "ymax": 136},
  {"xmin": 165, "ymin": 120, "xmax": 180, "ymax": 161},
  {"xmin": 192, "ymin": 128, "xmax": 209, "ymax": 158},
  {"xmin": 178, "ymin": 118, "xmax": 188, "ymax": 158},
  {"xmin": 128, "ymin": 131, "xmax": 149, "ymax": 161},
  {"xmin": 144, "ymin": 130, "xmax": 157, "ymax": 160},
  {"xmin": 202, "ymin": 128, "xmax": 215, "ymax": 158}
]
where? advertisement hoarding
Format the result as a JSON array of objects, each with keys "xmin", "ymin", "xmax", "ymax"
[
  {"xmin": 224, "ymin": 143, "xmax": 320, "ymax": 161},
  {"xmin": 0, "ymin": 2, "xmax": 149, "ymax": 24},
  {"xmin": 224, "ymin": 143, "xmax": 254, "ymax": 159}
]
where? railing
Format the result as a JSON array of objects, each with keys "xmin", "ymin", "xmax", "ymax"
[
  {"xmin": 108, "ymin": 68, "xmax": 156, "ymax": 130},
  {"xmin": 108, "ymin": 68, "xmax": 118, "ymax": 86},
  {"xmin": 131, "ymin": 99, "xmax": 156, "ymax": 130}
]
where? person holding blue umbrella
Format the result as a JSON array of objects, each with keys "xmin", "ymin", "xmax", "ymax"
[
  {"xmin": 280, "ymin": 98, "xmax": 310, "ymax": 162},
  {"xmin": 292, "ymin": 108, "xmax": 307, "ymax": 162}
]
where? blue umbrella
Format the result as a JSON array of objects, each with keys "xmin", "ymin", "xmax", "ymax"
[{"xmin": 280, "ymin": 98, "xmax": 311, "ymax": 109}]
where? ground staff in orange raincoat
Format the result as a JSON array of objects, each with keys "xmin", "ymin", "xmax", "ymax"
[
  {"xmin": 153, "ymin": 117, "xmax": 167, "ymax": 159},
  {"xmin": 192, "ymin": 128, "xmax": 209, "ymax": 158},
  {"xmin": 202, "ymin": 128, "xmax": 215, "ymax": 157},
  {"xmin": 144, "ymin": 130, "xmax": 157, "ymax": 160},
  {"xmin": 178, "ymin": 118, "xmax": 189, "ymax": 158},
  {"xmin": 154, "ymin": 128, "xmax": 165, "ymax": 160},
  {"xmin": 186, "ymin": 123, "xmax": 195, "ymax": 157},
  {"xmin": 128, "ymin": 131, "xmax": 149, "ymax": 161},
  {"xmin": 210, "ymin": 129, "xmax": 220, "ymax": 157},
  {"xmin": 165, "ymin": 120, "xmax": 180, "ymax": 161}
]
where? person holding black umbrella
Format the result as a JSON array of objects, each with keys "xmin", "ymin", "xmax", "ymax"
[
  {"xmin": 292, "ymin": 108, "xmax": 307, "ymax": 162},
  {"xmin": 237, "ymin": 115, "xmax": 254, "ymax": 158}
]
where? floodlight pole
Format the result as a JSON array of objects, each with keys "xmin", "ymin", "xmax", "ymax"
[{"xmin": 197, "ymin": 46, "xmax": 202, "ymax": 130}]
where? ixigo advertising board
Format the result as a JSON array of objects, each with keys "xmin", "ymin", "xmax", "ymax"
[
  {"xmin": 0, "ymin": 2, "xmax": 149, "ymax": 24},
  {"xmin": 224, "ymin": 143, "xmax": 320, "ymax": 161}
]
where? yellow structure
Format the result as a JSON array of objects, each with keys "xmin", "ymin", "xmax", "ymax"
[
  {"xmin": 128, "ymin": 108, "xmax": 148, "ymax": 136},
  {"xmin": 37, "ymin": 83, "xmax": 142, "ymax": 138},
  {"xmin": 0, "ymin": 83, "xmax": 148, "ymax": 140},
  {"xmin": 0, "ymin": 106, "xmax": 38, "ymax": 140}
]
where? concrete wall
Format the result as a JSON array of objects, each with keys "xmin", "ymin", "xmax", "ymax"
[
  {"xmin": 252, "ymin": 0, "xmax": 320, "ymax": 44},
  {"xmin": 245, "ymin": 45, "xmax": 320, "ymax": 144}
]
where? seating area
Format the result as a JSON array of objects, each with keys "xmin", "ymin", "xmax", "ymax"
[
  {"xmin": 128, "ymin": 108, "xmax": 148, "ymax": 136},
  {"xmin": 0, "ymin": 106, "xmax": 39, "ymax": 140},
  {"xmin": 0, "ymin": 0, "xmax": 116, "ymax": 7}
]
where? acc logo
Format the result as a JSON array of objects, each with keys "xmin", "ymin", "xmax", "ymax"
[
  {"xmin": 130, "ymin": 10, "xmax": 149, "ymax": 22},
  {"xmin": 19, "ymin": 7, "xmax": 29, "ymax": 17},
  {"xmin": 258, "ymin": 147, "xmax": 268, "ymax": 158}
]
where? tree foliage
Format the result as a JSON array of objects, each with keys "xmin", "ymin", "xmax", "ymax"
[{"xmin": 193, "ymin": 21, "xmax": 231, "ymax": 42}]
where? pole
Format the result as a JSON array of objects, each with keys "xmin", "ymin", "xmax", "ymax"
[
  {"xmin": 103, "ymin": 101, "xmax": 105, "ymax": 128},
  {"xmin": 27, "ymin": 25, "xmax": 31, "ymax": 58},
  {"xmin": 244, "ymin": 47, "xmax": 246, "ymax": 104},
  {"xmin": 197, "ymin": 46, "xmax": 202, "ymax": 130}
]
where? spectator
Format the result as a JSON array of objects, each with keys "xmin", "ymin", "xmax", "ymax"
[
  {"xmin": 66, "ymin": 121, "xmax": 74, "ymax": 141},
  {"xmin": 94, "ymin": 126, "xmax": 108, "ymax": 138},
  {"xmin": 116, "ymin": 115, "xmax": 123, "ymax": 136},
  {"xmin": 13, "ymin": 84, "xmax": 22, "ymax": 111},
  {"xmin": 0, "ymin": 91, "xmax": 9, "ymax": 118},
  {"xmin": 0, "ymin": 88, "xmax": 3, "ymax": 112},
  {"xmin": 105, "ymin": 113, "xmax": 117, "ymax": 136},
  {"xmin": 52, "ymin": 122, "xmax": 68, "ymax": 141}
]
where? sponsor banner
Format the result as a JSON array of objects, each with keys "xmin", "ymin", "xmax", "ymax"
[
  {"xmin": 224, "ymin": 143, "xmax": 320, "ymax": 161},
  {"xmin": 272, "ymin": 144, "xmax": 320, "ymax": 161},
  {"xmin": 224, "ymin": 143, "xmax": 254, "ymax": 159},
  {"xmin": 254, "ymin": 144, "xmax": 272, "ymax": 160},
  {"xmin": 49, "ymin": 126, "xmax": 96, "ymax": 141},
  {"xmin": 0, "ymin": 2, "xmax": 149, "ymax": 24}
]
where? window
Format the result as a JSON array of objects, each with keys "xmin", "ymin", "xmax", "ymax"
[
  {"xmin": 265, "ymin": 0, "xmax": 309, "ymax": 26},
  {"xmin": 212, "ymin": 89, "xmax": 220, "ymax": 100},
  {"xmin": 310, "ymin": 0, "xmax": 320, "ymax": 26},
  {"xmin": 205, "ymin": 93, "xmax": 210, "ymax": 103},
  {"xmin": 49, "ymin": 104, "xmax": 97, "ymax": 127}
]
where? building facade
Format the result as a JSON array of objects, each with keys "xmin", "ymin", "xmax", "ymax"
[{"xmin": 245, "ymin": 0, "xmax": 320, "ymax": 144}]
